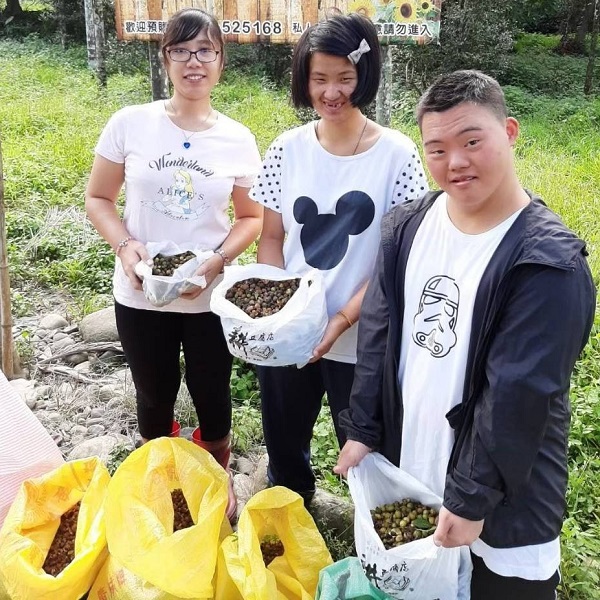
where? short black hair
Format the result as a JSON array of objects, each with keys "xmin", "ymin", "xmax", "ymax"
[
  {"xmin": 415, "ymin": 70, "xmax": 507, "ymax": 126},
  {"xmin": 161, "ymin": 8, "xmax": 225, "ymax": 68},
  {"xmin": 291, "ymin": 13, "xmax": 381, "ymax": 110}
]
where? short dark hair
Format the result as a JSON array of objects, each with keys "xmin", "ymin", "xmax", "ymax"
[
  {"xmin": 161, "ymin": 8, "xmax": 225, "ymax": 68},
  {"xmin": 291, "ymin": 13, "xmax": 381, "ymax": 110},
  {"xmin": 415, "ymin": 70, "xmax": 507, "ymax": 126}
]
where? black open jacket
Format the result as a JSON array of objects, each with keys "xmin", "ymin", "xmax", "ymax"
[{"xmin": 340, "ymin": 190, "xmax": 596, "ymax": 548}]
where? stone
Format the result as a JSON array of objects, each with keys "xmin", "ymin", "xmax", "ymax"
[
  {"xmin": 39, "ymin": 314, "xmax": 69, "ymax": 330},
  {"xmin": 180, "ymin": 427, "xmax": 195, "ymax": 441},
  {"xmin": 52, "ymin": 331, "xmax": 69, "ymax": 341},
  {"xmin": 52, "ymin": 336, "xmax": 76, "ymax": 351},
  {"xmin": 67, "ymin": 353, "xmax": 89, "ymax": 366},
  {"xmin": 73, "ymin": 360, "xmax": 91, "ymax": 372},
  {"xmin": 67, "ymin": 434, "xmax": 130, "ymax": 463},
  {"xmin": 52, "ymin": 433, "xmax": 64, "ymax": 446},
  {"xmin": 90, "ymin": 407, "xmax": 105, "ymax": 419},
  {"xmin": 105, "ymin": 397, "xmax": 123, "ymax": 410},
  {"xmin": 308, "ymin": 489, "xmax": 355, "ymax": 546},
  {"xmin": 71, "ymin": 425, "xmax": 89, "ymax": 436},
  {"xmin": 86, "ymin": 417, "xmax": 105, "ymax": 426},
  {"xmin": 88, "ymin": 424, "xmax": 106, "ymax": 436},
  {"xmin": 44, "ymin": 411, "xmax": 63, "ymax": 423},
  {"xmin": 251, "ymin": 453, "xmax": 269, "ymax": 495},
  {"xmin": 9, "ymin": 378, "xmax": 37, "ymax": 409},
  {"xmin": 34, "ymin": 384, "xmax": 52, "ymax": 401},
  {"xmin": 234, "ymin": 456, "xmax": 254, "ymax": 476},
  {"xmin": 233, "ymin": 473, "xmax": 254, "ymax": 519},
  {"xmin": 99, "ymin": 385, "xmax": 117, "ymax": 402},
  {"xmin": 79, "ymin": 307, "xmax": 119, "ymax": 343}
]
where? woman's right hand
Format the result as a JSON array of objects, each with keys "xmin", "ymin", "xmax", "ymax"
[
  {"xmin": 118, "ymin": 240, "xmax": 152, "ymax": 291},
  {"xmin": 334, "ymin": 440, "xmax": 372, "ymax": 477}
]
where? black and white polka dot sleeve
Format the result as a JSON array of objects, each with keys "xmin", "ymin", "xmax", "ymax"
[
  {"xmin": 249, "ymin": 141, "xmax": 283, "ymax": 213},
  {"xmin": 389, "ymin": 145, "xmax": 429, "ymax": 209}
]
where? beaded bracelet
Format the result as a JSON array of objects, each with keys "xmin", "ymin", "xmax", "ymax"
[
  {"xmin": 337, "ymin": 309, "xmax": 355, "ymax": 329},
  {"xmin": 115, "ymin": 236, "xmax": 133, "ymax": 256}
]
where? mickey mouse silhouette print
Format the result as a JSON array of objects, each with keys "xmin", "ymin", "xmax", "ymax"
[{"xmin": 293, "ymin": 191, "xmax": 375, "ymax": 270}]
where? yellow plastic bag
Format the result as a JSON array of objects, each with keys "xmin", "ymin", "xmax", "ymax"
[
  {"xmin": 90, "ymin": 437, "xmax": 231, "ymax": 600},
  {"xmin": 0, "ymin": 457, "xmax": 110, "ymax": 600},
  {"xmin": 216, "ymin": 487, "xmax": 333, "ymax": 600}
]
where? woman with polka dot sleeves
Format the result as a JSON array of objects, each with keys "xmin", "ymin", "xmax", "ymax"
[{"xmin": 249, "ymin": 13, "xmax": 427, "ymax": 502}]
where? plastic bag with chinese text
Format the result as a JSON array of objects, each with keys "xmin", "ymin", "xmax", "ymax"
[
  {"xmin": 210, "ymin": 264, "xmax": 328, "ymax": 367},
  {"xmin": 348, "ymin": 453, "xmax": 471, "ymax": 600}
]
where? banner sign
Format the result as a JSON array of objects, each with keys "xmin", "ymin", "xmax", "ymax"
[{"xmin": 115, "ymin": 0, "xmax": 442, "ymax": 44}]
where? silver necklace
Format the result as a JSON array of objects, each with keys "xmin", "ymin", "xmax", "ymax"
[
  {"xmin": 168, "ymin": 99, "xmax": 213, "ymax": 149},
  {"xmin": 316, "ymin": 115, "xmax": 369, "ymax": 156}
]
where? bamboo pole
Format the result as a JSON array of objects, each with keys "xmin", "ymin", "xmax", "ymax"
[{"xmin": 0, "ymin": 134, "xmax": 15, "ymax": 379}]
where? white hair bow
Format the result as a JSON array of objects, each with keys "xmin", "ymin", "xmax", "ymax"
[{"xmin": 347, "ymin": 38, "xmax": 371, "ymax": 65}]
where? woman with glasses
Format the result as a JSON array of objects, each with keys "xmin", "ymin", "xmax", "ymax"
[{"xmin": 85, "ymin": 8, "xmax": 262, "ymax": 522}]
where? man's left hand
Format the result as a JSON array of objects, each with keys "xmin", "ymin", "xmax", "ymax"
[{"xmin": 432, "ymin": 506, "xmax": 484, "ymax": 548}]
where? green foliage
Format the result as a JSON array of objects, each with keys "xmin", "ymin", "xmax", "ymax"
[
  {"xmin": 510, "ymin": 0, "xmax": 568, "ymax": 34},
  {"xmin": 230, "ymin": 359, "xmax": 260, "ymax": 402},
  {"xmin": 232, "ymin": 398, "xmax": 264, "ymax": 455},
  {"xmin": 311, "ymin": 404, "xmax": 348, "ymax": 498},
  {"xmin": 106, "ymin": 443, "xmax": 134, "ymax": 475}
]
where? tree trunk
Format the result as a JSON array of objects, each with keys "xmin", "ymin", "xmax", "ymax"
[
  {"xmin": 148, "ymin": 41, "xmax": 169, "ymax": 101},
  {"xmin": 0, "ymin": 136, "xmax": 16, "ymax": 379},
  {"xmin": 83, "ymin": 0, "xmax": 107, "ymax": 86},
  {"xmin": 584, "ymin": 0, "xmax": 600, "ymax": 93},
  {"xmin": 3, "ymin": 0, "xmax": 23, "ymax": 17},
  {"xmin": 576, "ymin": 0, "xmax": 595, "ymax": 47},
  {"xmin": 376, "ymin": 45, "xmax": 393, "ymax": 127}
]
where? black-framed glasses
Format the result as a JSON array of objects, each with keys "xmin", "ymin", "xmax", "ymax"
[{"xmin": 167, "ymin": 48, "xmax": 220, "ymax": 63}]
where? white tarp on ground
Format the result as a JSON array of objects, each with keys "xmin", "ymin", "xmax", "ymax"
[{"xmin": 0, "ymin": 370, "xmax": 64, "ymax": 528}]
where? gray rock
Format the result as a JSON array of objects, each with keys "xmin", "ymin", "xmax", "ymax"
[
  {"xmin": 99, "ymin": 386, "xmax": 117, "ymax": 402},
  {"xmin": 308, "ymin": 489, "xmax": 355, "ymax": 546},
  {"xmin": 79, "ymin": 406, "xmax": 92, "ymax": 417},
  {"xmin": 233, "ymin": 473, "xmax": 254, "ymax": 519},
  {"xmin": 53, "ymin": 331, "xmax": 69, "ymax": 341},
  {"xmin": 105, "ymin": 397, "xmax": 123, "ymax": 410},
  {"xmin": 251, "ymin": 453, "xmax": 269, "ymax": 495},
  {"xmin": 88, "ymin": 424, "xmax": 106, "ymax": 436},
  {"xmin": 35, "ymin": 384, "xmax": 52, "ymax": 401},
  {"xmin": 71, "ymin": 425, "xmax": 89, "ymax": 436},
  {"xmin": 235, "ymin": 456, "xmax": 254, "ymax": 476},
  {"xmin": 67, "ymin": 434, "xmax": 130, "ymax": 463},
  {"xmin": 44, "ymin": 411, "xmax": 64, "ymax": 423},
  {"xmin": 90, "ymin": 407, "xmax": 105, "ymax": 418},
  {"xmin": 180, "ymin": 426, "xmax": 195, "ymax": 441},
  {"xmin": 52, "ymin": 433, "xmax": 64, "ymax": 446},
  {"xmin": 77, "ymin": 417, "xmax": 88, "ymax": 425},
  {"xmin": 86, "ymin": 417, "xmax": 106, "ymax": 426},
  {"xmin": 73, "ymin": 360, "xmax": 91, "ymax": 371},
  {"xmin": 39, "ymin": 314, "xmax": 69, "ymax": 330},
  {"xmin": 51, "ymin": 335, "xmax": 75, "ymax": 350},
  {"xmin": 79, "ymin": 307, "xmax": 119, "ymax": 343}
]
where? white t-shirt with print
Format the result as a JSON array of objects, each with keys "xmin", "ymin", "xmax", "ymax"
[
  {"xmin": 95, "ymin": 100, "xmax": 261, "ymax": 313},
  {"xmin": 250, "ymin": 122, "xmax": 428, "ymax": 363},
  {"xmin": 399, "ymin": 194, "xmax": 559, "ymax": 580}
]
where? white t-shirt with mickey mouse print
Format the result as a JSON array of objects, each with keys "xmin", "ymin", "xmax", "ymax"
[
  {"xmin": 95, "ymin": 100, "xmax": 261, "ymax": 313},
  {"xmin": 250, "ymin": 122, "xmax": 428, "ymax": 363}
]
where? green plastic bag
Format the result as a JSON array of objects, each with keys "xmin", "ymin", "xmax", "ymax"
[{"xmin": 316, "ymin": 558, "xmax": 390, "ymax": 600}]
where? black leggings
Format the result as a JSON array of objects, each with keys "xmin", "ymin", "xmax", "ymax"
[
  {"xmin": 115, "ymin": 302, "xmax": 232, "ymax": 441},
  {"xmin": 471, "ymin": 552, "xmax": 559, "ymax": 600}
]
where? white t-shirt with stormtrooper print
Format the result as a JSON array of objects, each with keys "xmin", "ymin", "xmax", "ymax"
[
  {"xmin": 250, "ymin": 121, "xmax": 428, "ymax": 363},
  {"xmin": 95, "ymin": 100, "xmax": 261, "ymax": 313},
  {"xmin": 399, "ymin": 194, "xmax": 559, "ymax": 580}
]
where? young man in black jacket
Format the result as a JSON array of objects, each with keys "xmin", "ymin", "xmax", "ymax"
[{"xmin": 334, "ymin": 70, "xmax": 596, "ymax": 599}]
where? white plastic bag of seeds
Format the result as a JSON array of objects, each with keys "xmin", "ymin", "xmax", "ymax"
[
  {"xmin": 210, "ymin": 264, "xmax": 328, "ymax": 367},
  {"xmin": 348, "ymin": 453, "xmax": 472, "ymax": 600},
  {"xmin": 134, "ymin": 241, "xmax": 214, "ymax": 307}
]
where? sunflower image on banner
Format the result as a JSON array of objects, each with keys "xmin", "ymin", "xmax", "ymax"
[{"xmin": 348, "ymin": 0, "xmax": 441, "ymax": 43}]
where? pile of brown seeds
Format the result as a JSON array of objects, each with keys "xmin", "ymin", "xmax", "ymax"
[
  {"xmin": 225, "ymin": 278, "xmax": 301, "ymax": 318},
  {"xmin": 371, "ymin": 499, "xmax": 438, "ymax": 550},
  {"xmin": 171, "ymin": 489, "xmax": 194, "ymax": 531},
  {"xmin": 152, "ymin": 251, "xmax": 196, "ymax": 276},
  {"xmin": 42, "ymin": 502, "xmax": 80, "ymax": 576},
  {"xmin": 260, "ymin": 535, "xmax": 285, "ymax": 566}
]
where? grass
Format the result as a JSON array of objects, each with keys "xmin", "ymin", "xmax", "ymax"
[{"xmin": 1, "ymin": 35, "xmax": 600, "ymax": 598}]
